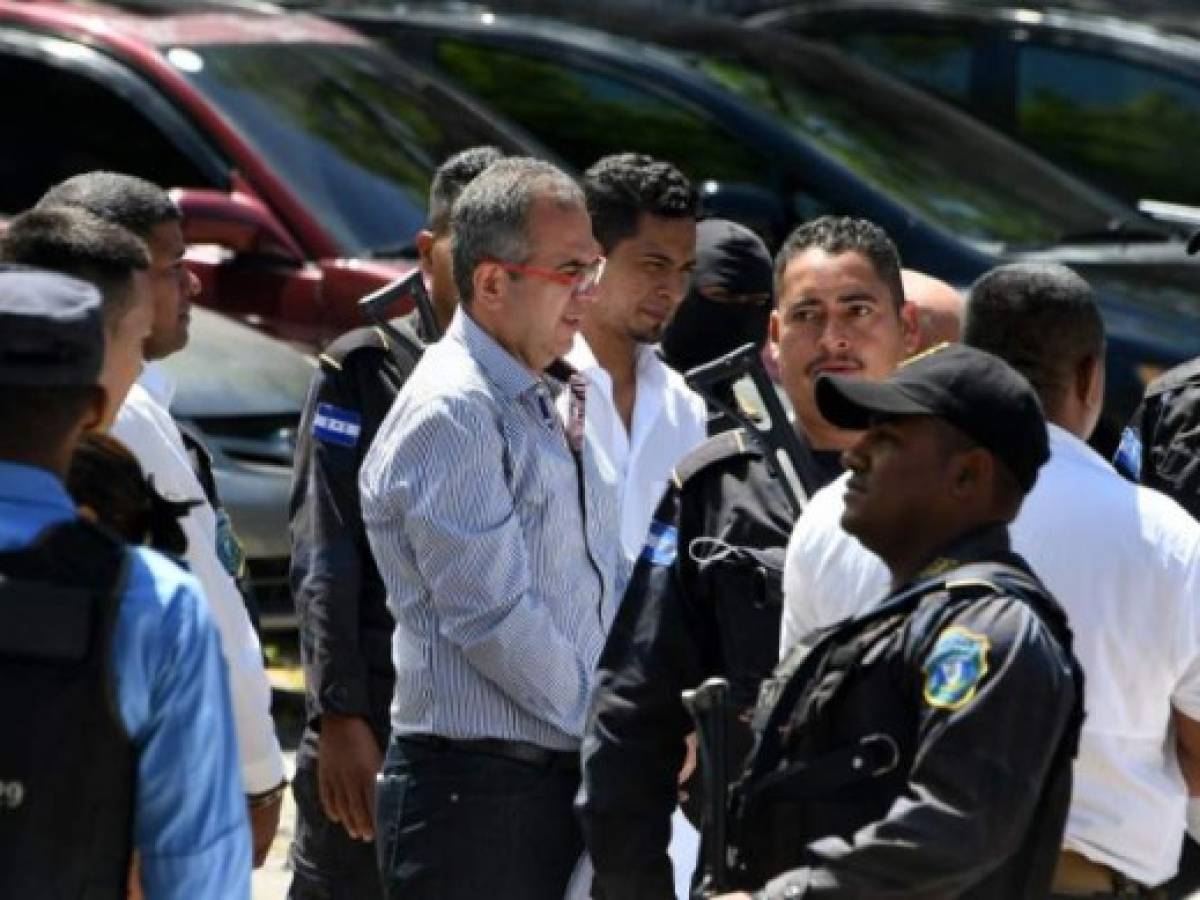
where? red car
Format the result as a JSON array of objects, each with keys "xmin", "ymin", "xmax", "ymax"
[{"xmin": 0, "ymin": 0, "xmax": 551, "ymax": 344}]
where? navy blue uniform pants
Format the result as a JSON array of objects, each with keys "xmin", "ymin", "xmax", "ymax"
[
  {"xmin": 375, "ymin": 736, "xmax": 582, "ymax": 900},
  {"xmin": 289, "ymin": 727, "xmax": 387, "ymax": 900}
]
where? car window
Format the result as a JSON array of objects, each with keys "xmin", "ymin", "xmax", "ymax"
[
  {"xmin": 831, "ymin": 30, "xmax": 974, "ymax": 105},
  {"xmin": 0, "ymin": 51, "xmax": 212, "ymax": 215},
  {"xmin": 681, "ymin": 37, "xmax": 1148, "ymax": 251},
  {"xmin": 432, "ymin": 38, "xmax": 779, "ymax": 191},
  {"xmin": 172, "ymin": 41, "xmax": 529, "ymax": 257},
  {"xmin": 1017, "ymin": 44, "xmax": 1200, "ymax": 206}
]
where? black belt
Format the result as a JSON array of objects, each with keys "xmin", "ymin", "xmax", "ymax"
[{"xmin": 398, "ymin": 734, "xmax": 580, "ymax": 771}]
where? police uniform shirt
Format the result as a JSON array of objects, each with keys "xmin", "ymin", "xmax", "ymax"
[
  {"xmin": 289, "ymin": 315, "xmax": 423, "ymax": 736},
  {"xmin": 578, "ymin": 426, "xmax": 842, "ymax": 899},
  {"xmin": 0, "ymin": 461, "xmax": 251, "ymax": 898},
  {"xmin": 743, "ymin": 524, "xmax": 1080, "ymax": 899},
  {"xmin": 112, "ymin": 364, "xmax": 285, "ymax": 794},
  {"xmin": 783, "ymin": 423, "xmax": 1200, "ymax": 886}
]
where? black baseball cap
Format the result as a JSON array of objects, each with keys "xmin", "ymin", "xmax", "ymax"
[
  {"xmin": 0, "ymin": 265, "xmax": 105, "ymax": 386},
  {"xmin": 815, "ymin": 342, "xmax": 1049, "ymax": 492}
]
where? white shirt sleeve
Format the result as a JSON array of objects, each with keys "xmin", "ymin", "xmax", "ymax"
[{"xmin": 113, "ymin": 386, "xmax": 285, "ymax": 793}]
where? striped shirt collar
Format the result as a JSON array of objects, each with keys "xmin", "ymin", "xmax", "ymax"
[{"xmin": 452, "ymin": 307, "xmax": 541, "ymax": 401}]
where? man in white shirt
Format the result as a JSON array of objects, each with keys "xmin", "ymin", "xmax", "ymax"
[
  {"xmin": 568, "ymin": 153, "xmax": 709, "ymax": 574},
  {"xmin": 39, "ymin": 172, "xmax": 287, "ymax": 865},
  {"xmin": 782, "ymin": 262, "xmax": 1200, "ymax": 895},
  {"xmin": 562, "ymin": 154, "xmax": 708, "ymax": 899}
]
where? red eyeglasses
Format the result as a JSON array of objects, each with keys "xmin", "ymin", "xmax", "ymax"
[{"xmin": 487, "ymin": 256, "xmax": 606, "ymax": 296}]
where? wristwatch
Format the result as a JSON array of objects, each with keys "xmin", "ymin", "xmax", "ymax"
[{"xmin": 246, "ymin": 778, "xmax": 288, "ymax": 809}]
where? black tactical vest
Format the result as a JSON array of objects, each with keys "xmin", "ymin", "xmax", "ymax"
[
  {"xmin": 731, "ymin": 561, "xmax": 1085, "ymax": 894},
  {"xmin": 0, "ymin": 520, "xmax": 136, "ymax": 899}
]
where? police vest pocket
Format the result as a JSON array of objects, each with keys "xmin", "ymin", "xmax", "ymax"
[{"xmin": 699, "ymin": 544, "xmax": 785, "ymax": 691}]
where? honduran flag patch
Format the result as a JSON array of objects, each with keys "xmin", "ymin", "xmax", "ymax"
[
  {"xmin": 313, "ymin": 403, "xmax": 362, "ymax": 448},
  {"xmin": 640, "ymin": 519, "xmax": 679, "ymax": 566}
]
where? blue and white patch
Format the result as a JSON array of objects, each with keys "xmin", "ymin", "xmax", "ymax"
[
  {"xmin": 1113, "ymin": 425, "xmax": 1143, "ymax": 481},
  {"xmin": 640, "ymin": 520, "xmax": 679, "ymax": 566},
  {"xmin": 923, "ymin": 627, "xmax": 990, "ymax": 710},
  {"xmin": 214, "ymin": 508, "xmax": 247, "ymax": 579},
  {"xmin": 313, "ymin": 403, "xmax": 362, "ymax": 448}
]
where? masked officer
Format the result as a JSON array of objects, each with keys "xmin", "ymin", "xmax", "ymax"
[
  {"xmin": 578, "ymin": 216, "xmax": 917, "ymax": 898},
  {"xmin": 659, "ymin": 218, "xmax": 773, "ymax": 434},
  {"xmin": 288, "ymin": 146, "xmax": 503, "ymax": 899},
  {"xmin": 0, "ymin": 267, "xmax": 249, "ymax": 898},
  {"xmin": 714, "ymin": 343, "xmax": 1083, "ymax": 900}
]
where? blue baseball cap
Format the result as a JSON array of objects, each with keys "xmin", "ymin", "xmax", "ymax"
[{"xmin": 0, "ymin": 265, "xmax": 104, "ymax": 386}]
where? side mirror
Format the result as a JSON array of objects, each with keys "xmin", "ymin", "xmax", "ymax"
[
  {"xmin": 171, "ymin": 187, "xmax": 304, "ymax": 264},
  {"xmin": 698, "ymin": 181, "xmax": 788, "ymax": 249}
]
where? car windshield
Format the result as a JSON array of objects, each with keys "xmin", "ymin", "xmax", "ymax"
[
  {"xmin": 676, "ymin": 34, "xmax": 1164, "ymax": 250},
  {"xmin": 167, "ymin": 41, "xmax": 524, "ymax": 257}
]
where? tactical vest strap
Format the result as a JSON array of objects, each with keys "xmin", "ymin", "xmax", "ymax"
[
  {"xmin": 0, "ymin": 519, "xmax": 135, "ymax": 900},
  {"xmin": 747, "ymin": 561, "xmax": 1061, "ymax": 782},
  {"xmin": 748, "ymin": 732, "xmax": 901, "ymax": 806}
]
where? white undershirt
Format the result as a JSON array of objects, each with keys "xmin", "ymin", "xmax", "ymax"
[
  {"xmin": 562, "ymin": 336, "xmax": 708, "ymax": 573},
  {"xmin": 781, "ymin": 424, "xmax": 1200, "ymax": 886}
]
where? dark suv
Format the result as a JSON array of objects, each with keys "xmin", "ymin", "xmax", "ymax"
[
  {"xmin": 333, "ymin": 2, "xmax": 1200, "ymax": 450},
  {"xmin": 749, "ymin": 1, "xmax": 1200, "ymax": 214}
]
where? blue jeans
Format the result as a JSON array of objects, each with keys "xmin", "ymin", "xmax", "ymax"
[{"xmin": 375, "ymin": 736, "xmax": 583, "ymax": 900}]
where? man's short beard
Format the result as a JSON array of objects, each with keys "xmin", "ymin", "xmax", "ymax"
[{"xmin": 629, "ymin": 323, "xmax": 665, "ymax": 345}]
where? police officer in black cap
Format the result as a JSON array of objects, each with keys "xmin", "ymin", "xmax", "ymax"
[
  {"xmin": 713, "ymin": 343, "xmax": 1083, "ymax": 900},
  {"xmin": 288, "ymin": 146, "xmax": 503, "ymax": 899}
]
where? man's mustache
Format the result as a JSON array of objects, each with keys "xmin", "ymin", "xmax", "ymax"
[{"xmin": 804, "ymin": 354, "xmax": 864, "ymax": 378}]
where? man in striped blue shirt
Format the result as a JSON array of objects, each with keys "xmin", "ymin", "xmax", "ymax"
[{"xmin": 360, "ymin": 157, "xmax": 621, "ymax": 900}]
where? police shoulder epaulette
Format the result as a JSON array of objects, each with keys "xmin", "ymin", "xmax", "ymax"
[
  {"xmin": 670, "ymin": 428, "xmax": 760, "ymax": 489},
  {"xmin": 318, "ymin": 325, "xmax": 391, "ymax": 372},
  {"xmin": 1145, "ymin": 355, "xmax": 1200, "ymax": 398}
]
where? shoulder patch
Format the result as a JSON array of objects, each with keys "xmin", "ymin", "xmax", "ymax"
[
  {"xmin": 640, "ymin": 519, "xmax": 679, "ymax": 566},
  {"xmin": 923, "ymin": 626, "xmax": 990, "ymax": 711},
  {"xmin": 1146, "ymin": 356, "xmax": 1200, "ymax": 398},
  {"xmin": 313, "ymin": 403, "xmax": 362, "ymax": 448},
  {"xmin": 1113, "ymin": 425, "xmax": 1143, "ymax": 480},
  {"xmin": 673, "ymin": 428, "xmax": 759, "ymax": 485}
]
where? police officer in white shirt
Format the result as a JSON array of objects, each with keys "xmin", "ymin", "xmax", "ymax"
[
  {"xmin": 562, "ymin": 154, "xmax": 708, "ymax": 899},
  {"xmin": 782, "ymin": 262, "xmax": 1200, "ymax": 898}
]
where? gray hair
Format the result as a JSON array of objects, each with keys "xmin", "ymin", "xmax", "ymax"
[{"xmin": 450, "ymin": 158, "xmax": 584, "ymax": 305}]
